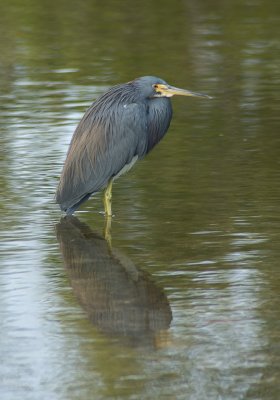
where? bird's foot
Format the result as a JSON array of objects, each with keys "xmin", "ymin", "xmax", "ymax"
[{"xmin": 99, "ymin": 211, "xmax": 115, "ymax": 217}]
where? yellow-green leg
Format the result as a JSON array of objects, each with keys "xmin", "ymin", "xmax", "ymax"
[
  {"xmin": 103, "ymin": 180, "xmax": 113, "ymax": 247},
  {"xmin": 104, "ymin": 215, "xmax": 112, "ymax": 248},
  {"xmin": 103, "ymin": 179, "xmax": 113, "ymax": 217}
]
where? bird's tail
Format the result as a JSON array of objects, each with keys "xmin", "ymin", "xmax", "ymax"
[{"xmin": 63, "ymin": 193, "xmax": 92, "ymax": 215}]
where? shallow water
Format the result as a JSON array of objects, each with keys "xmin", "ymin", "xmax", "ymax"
[{"xmin": 1, "ymin": 0, "xmax": 280, "ymax": 399}]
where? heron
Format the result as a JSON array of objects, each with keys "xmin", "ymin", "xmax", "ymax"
[{"xmin": 56, "ymin": 76, "xmax": 211, "ymax": 216}]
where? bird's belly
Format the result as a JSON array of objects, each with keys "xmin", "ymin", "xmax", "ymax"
[{"xmin": 113, "ymin": 155, "xmax": 138, "ymax": 180}]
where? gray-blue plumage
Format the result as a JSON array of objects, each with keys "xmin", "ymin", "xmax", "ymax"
[
  {"xmin": 56, "ymin": 76, "xmax": 210, "ymax": 214},
  {"xmin": 56, "ymin": 77, "xmax": 172, "ymax": 214}
]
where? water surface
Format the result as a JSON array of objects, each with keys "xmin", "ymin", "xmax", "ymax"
[{"xmin": 1, "ymin": 0, "xmax": 280, "ymax": 399}]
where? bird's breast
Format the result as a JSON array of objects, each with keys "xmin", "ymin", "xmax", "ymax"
[
  {"xmin": 146, "ymin": 98, "xmax": 172, "ymax": 152},
  {"xmin": 113, "ymin": 155, "xmax": 139, "ymax": 180}
]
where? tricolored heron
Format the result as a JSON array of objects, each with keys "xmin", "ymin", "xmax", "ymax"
[{"xmin": 56, "ymin": 76, "xmax": 211, "ymax": 216}]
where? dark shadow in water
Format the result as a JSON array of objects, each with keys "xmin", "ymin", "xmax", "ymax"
[{"xmin": 56, "ymin": 216, "xmax": 172, "ymax": 347}]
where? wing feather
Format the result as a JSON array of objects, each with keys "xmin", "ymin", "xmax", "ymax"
[{"xmin": 56, "ymin": 102, "xmax": 148, "ymax": 211}]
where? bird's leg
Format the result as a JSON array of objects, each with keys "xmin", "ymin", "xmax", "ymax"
[
  {"xmin": 103, "ymin": 179, "xmax": 113, "ymax": 216},
  {"xmin": 104, "ymin": 215, "xmax": 112, "ymax": 248},
  {"xmin": 103, "ymin": 180, "xmax": 113, "ymax": 247}
]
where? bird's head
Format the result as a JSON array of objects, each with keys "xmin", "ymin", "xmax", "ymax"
[{"xmin": 133, "ymin": 76, "xmax": 212, "ymax": 100}]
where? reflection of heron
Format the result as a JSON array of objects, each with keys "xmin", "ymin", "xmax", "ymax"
[
  {"xmin": 56, "ymin": 76, "xmax": 211, "ymax": 215},
  {"xmin": 56, "ymin": 216, "xmax": 172, "ymax": 347}
]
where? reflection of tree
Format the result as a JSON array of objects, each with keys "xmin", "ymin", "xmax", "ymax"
[{"xmin": 56, "ymin": 216, "xmax": 172, "ymax": 347}]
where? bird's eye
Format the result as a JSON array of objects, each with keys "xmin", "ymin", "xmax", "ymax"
[{"xmin": 152, "ymin": 84, "xmax": 162, "ymax": 97}]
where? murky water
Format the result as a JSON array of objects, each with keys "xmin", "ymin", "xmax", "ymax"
[{"xmin": 1, "ymin": 0, "xmax": 280, "ymax": 399}]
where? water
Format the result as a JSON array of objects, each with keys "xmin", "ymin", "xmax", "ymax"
[{"xmin": 1, "ymin": 0, "xmax": 280, "ymax": 399}]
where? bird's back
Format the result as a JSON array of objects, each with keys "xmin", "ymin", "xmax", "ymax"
[{"xmin": 56, "ymin": 79, "xmax": 172, "ymax": 214}]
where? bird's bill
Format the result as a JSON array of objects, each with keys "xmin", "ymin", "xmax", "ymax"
[{"xmin": 154, "ymin": 83, "xmax": 212, "ymax": 99}]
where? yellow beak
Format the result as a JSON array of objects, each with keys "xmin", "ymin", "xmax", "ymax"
[{"xmin": 155, "ymin": 83, "xmax": 212, "ymax": 99}]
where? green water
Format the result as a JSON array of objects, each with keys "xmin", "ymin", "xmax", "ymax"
[{"xmin": 1, "ymin": 0, "xmax": 280, "ymax": 399}]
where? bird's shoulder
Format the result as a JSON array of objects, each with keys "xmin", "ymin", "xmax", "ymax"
[{"xmin": 106, "ymin": 101, "xmax": 149, "ymax": 159}]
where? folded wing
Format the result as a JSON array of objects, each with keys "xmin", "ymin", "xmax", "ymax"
[{"xmin": 56, "ymin": 102, "xmax": 148, "ymax": 212}]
